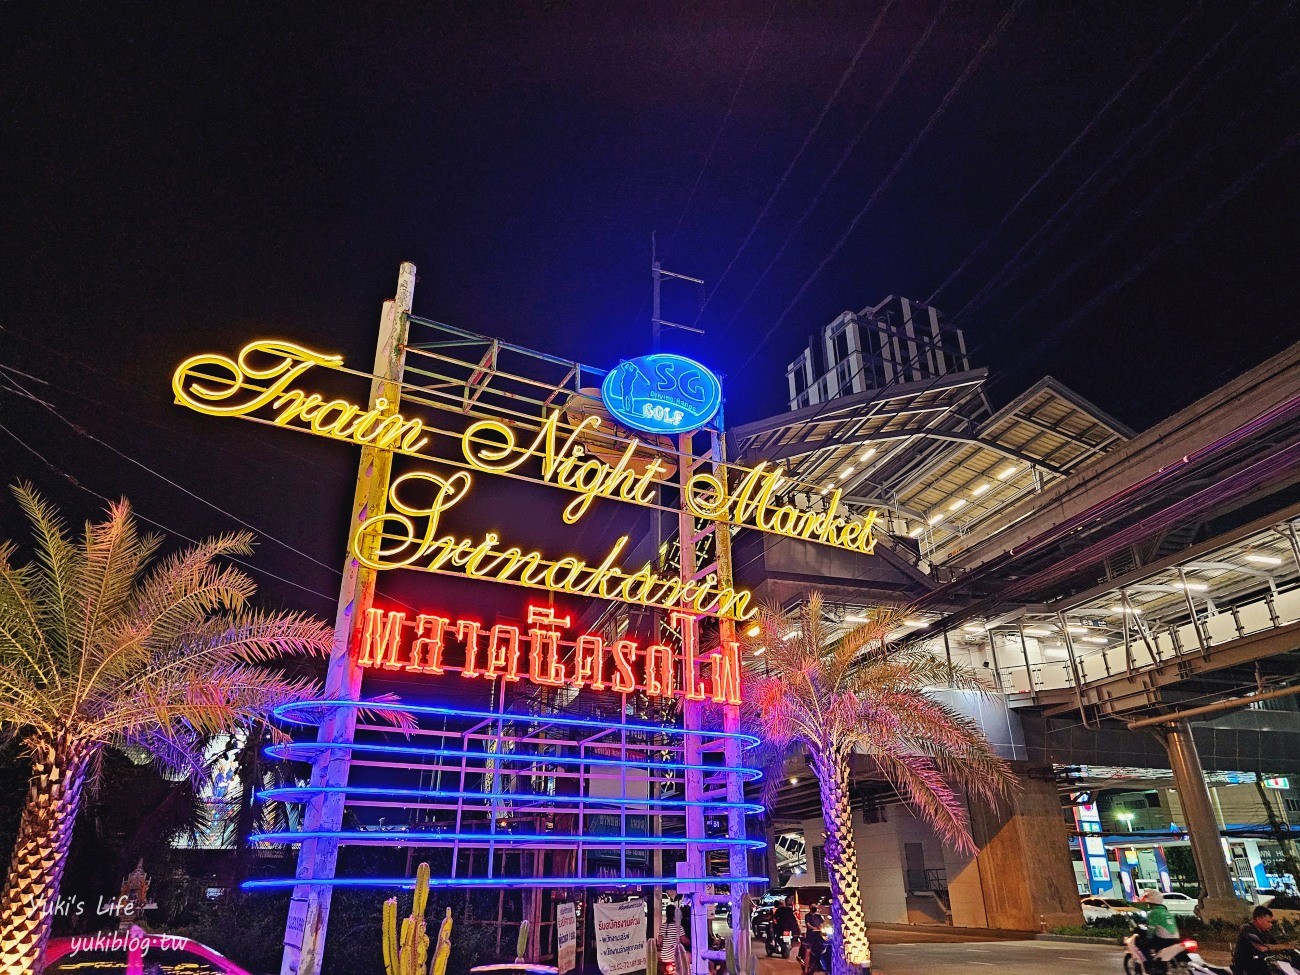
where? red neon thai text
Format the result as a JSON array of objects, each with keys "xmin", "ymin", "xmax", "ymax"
[{"xmin": 355, "ymin": 605, "xmax": 741, "ymax": 704}]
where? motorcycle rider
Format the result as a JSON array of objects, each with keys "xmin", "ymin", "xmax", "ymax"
[
  {"xmin": 769, "ymin": 897, "xmax": 801, "ymax": 956},
  {"xmin": 1232, "ymin": 906, "xmax": 1297, "ymax": 975},
  {"xmin": 1138, "ymin": 890, "xmax": 1182, "ymax": 973}
]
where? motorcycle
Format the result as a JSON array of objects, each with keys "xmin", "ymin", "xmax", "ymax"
[
  {"xmin": 764, "ymin": 925, "xmax": 796, "ymax": 959},
  {"xmin": 1122, "ymin": 919, "xmax": 1230, "ymax": 975},
  {"xmin": 1266, "ymin": 947, "xmax": 1300, "ymax": 974}
]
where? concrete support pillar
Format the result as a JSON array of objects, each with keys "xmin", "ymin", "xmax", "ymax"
[
  {"xmin": 966, "ymin": 766, "xmax": 1082, "ymax": 931},
  {"xmin": 1160, "ymin": 722, "xmax": 1248, "ymax": 920}
]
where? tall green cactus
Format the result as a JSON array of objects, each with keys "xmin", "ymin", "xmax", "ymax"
[{"xmin": 382, "ymin": 862, "xmax": 435, "ymax": 975}]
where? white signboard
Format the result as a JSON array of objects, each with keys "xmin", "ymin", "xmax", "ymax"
[
  {"xmin": 593, "ymin": 898, "xmax": 647, "ymax": 975},
  {"xmin": 557, "ymin": 902, "xmax": 577, "ymax": 975}
]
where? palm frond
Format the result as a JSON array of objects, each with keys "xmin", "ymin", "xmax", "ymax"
[{"xmin": 11, "ymin": 482, "xmax": 79, "ymax": 680}]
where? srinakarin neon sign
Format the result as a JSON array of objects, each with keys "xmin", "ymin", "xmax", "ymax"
[
  {"xmin": 172, "ymin": 340, "xmax": 880, "ymax": 556},
  {"xmin": 355, "ymin": 603, "xmax": 741, "ymax": 705}
]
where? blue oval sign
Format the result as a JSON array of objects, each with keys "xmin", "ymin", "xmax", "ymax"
[{"xmin": 600, "ymin": 353, "xmax": 722, "ymax": 435}]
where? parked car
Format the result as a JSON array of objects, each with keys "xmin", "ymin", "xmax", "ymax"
[
  {"xmin": 1157, "ymin": 891, "xmax": 1199, "ymax": 916},
  {"xmin": 1080, "ymin": 896, "xmax": 1147, "ymax": 923},
  {"xmin": 44, "ymin": 930, "xmax": 255, "ymax": 975}
]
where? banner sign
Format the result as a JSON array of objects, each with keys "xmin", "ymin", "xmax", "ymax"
[
  {"xmin": 556, "ymin": 902, "xmax": 577, "ymax": 975},
  {"xmin": 593, "ymin": 899, "xmax": 646, "ymax": 975}
]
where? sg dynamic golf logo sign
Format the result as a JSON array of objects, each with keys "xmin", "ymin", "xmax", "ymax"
[{"xmin": 600, "ymin": 353, "xmax": 722, "ymax": 435}]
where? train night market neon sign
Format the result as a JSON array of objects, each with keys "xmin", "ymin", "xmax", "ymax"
[
  {"xmin": 171, "ymin": 338, "xmax": 883, "ymax": 622},
  {"xmin": 357, "ymin": 604, "xmax": 741, "ymax": 705}
]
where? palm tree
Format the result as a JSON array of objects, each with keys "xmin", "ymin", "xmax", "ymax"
[
  {"xmin": 0, "ymin": 484, "xmax": 334, "ymax": 974},
  {"xmin": 743, "ymin": 594, "xmax": 1015, "ymax": 975}
]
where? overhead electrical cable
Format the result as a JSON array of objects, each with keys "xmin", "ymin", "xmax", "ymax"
[
  {"xmin": 737, "ymin": 0, "xmax": 1025, "ymax": 374},
  {"xmin": 723, "ymin": 0, "xmax": 954, "ymax": 335},
  {"xmin": 0, "ymin": 418, "xmax": 339, "ymax": 606},
  {"xmin": 697, "ymin": 0, "xmax": 897, "ymax": 320},
  {"xmin": 951, "ymin": 0, "xmax": 1268, "ymax": 327},
  {"xmin": 924, "ymin": 2, "xmax": 1204, "ymax": 306},
  {"xmin": 668, "ymin": 0, "xmax": 782, "ymax": 243}
]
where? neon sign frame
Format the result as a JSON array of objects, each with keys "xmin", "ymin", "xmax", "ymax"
[{"xmin": 599, "ymin": 353, "xmax": 722, "ymax": 435}]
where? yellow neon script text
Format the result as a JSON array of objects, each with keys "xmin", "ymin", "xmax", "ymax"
[
  {"xmin": 686, "ymin": 463, "xmax": 879, "ymax": 555},
  {"xmin": 172, "ymin": 340, "xmax": 429, "ymax": 452},
  {"xmin": 463, "ymin": 411, "xmax": 667, "ymax": 524},
  {"xmin": 353, "ymin": 469, "xmax": 754, "ymax": 621}
]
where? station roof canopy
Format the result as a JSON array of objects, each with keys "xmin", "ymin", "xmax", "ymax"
[{"xmin": 729, "ymin": 370, "xmax": 1132, "ymax": 561}]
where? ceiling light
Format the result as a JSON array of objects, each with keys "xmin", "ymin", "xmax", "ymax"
[
  {"xmin": 904, "ymin": 619, "xmax": 929, "ymax": 628},
  {"xmin": 997, "ymin": 466, "xmax": 1018, "ymax": 480},
  {"xmin": 789, "ymin": 777, "xmax": 799, "ymax": 786},
  {"xmin": 752, "ymin": 646, "xmax": 766, "ymax": 656},
  {"xmin": 1024, "ymin": 628, "xmax": 1052, "ymax": 636},
  {"xmin": 1112, "ymin": 605, "xmax": 1142, "ymax": 614},
  {"xmin": 928, "ymin": 513, "xmax": 945, "ymax": 526},
  {"xmin": 1245, "ymin": 554, "xmax": 1283, "ymax": 566},
  {"xmin": 1081, "ymin": 636, "xmax": 1109, "ymax": 645},
  {"xmin": 909, "ymin": 526, "xmax": 924, "ymax": 538},
  {"xmin": 819, "ymin": 487, "xmax": 829, "ymax": 496},
  {"xmin": 839, "ymin": 466, "xmax": 855, "ymax": 479},
  {"xmin": 963, "ymin": 623, "xmax": 987, "ymax": 633},
  {"xmin": 972, "ymin": 483, "xmax": 991, "ymax": 496},
  {"xmin": 844, "ymin": 614, "xmax": 869, "ymax": 623},
  {"xmin": 1173, "ymin": 582, "xmax": 1208, "ymax": 592},
  {"xmin": 783, "ymin": 629, "xmax": 800, "ymax": 640},
  {"xmin": 745, "ymin": 623, "xmax": 762, "ymax": 637},
  {"xmin": 1067, "ymin": 626, "xmax": 1089, "ymax": 634},
  {"xmin": 859, "ymin": 447, "xmax": 876, "ymax": 461},
  {"xmin": 949, "ymin": 499, "xmax": 968, "ymax": 512}
]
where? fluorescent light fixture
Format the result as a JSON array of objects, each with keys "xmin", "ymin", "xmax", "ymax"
[
  {"xmin": 819, "ymin": 487, "xmax": 829, "ymax": 496},
  {"xmin": 1173, "ymin": 582, "xmax": 1208, "ymax": 592},
  {"xmin": 904, "ymin": 619, "xmax": 929, "ymax": 628},
  {"xmin": 963, "ymin": 623, "xmax": 987, "ymax": 633},
  {"xmin": 782, "ymin": 629, "xmax": 800, "ymax": 640},
  {"xmin": 1067, "ymin": 626, "xmax": 1089, "ymax": 634},
  {"xmin": 1081, "ymin": 636, "xmax": 1109, "ymax": 645},
  {"xmin": 844, "ymin": 614, "xmax": 869, "ymax": 623},
  {"xmin": 752, "ymin": 646, "xmax": 766, "ymax": 656},
  {"xmin": 909, "ymin": 526, "xmax": 924, "ymax": 538},
  {"xmin": 1024, "ymin": 628, "xmax": 1052, "ymax": 636},
  {"xmin": 1245, "ymin": 554, "xmax": 1283, "ymax": 566},
  {"xmin": 972, "ymin": 483, "xmax": 991, "ymax": 496},
  {"xmin": 859, "ymin": 447, "xmax": 876, "ymax": 460},
  {"xmin": 928, "ymin": 513, "xmax": 945, "ymax": 526},
  {"xmin": 745, "ymin": 623, "xmax": 762, "ymax": 637},
  {"xmin": 1112, "ymin": 605, "xmax": 1142, "ymax": 614},
  {"xmin": 997, "ymin": 466, "xmax": 1018, "ymax": 480},
  {"xmin": 949, "ymin": 498, "xmax": 968, "ymax": 512},
  {"xmin": 840, "ymin": 466, "xmax": 855, "ymax": 479}
]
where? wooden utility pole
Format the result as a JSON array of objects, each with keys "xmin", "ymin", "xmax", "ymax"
[{"xmin": 280, "ymin": 263, "xmax": 416, "ymax": 975}]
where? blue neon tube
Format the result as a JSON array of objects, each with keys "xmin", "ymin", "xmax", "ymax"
[
  {"xmin": 273, "ymin": 699, "xmax": 760, "ymax": 747},
  {"xmin": 256, "ymin": 784, "xmax": 764, "ymax": 814},
  {"xmin": 249, "ymin": 830, "xmax": 766, "ymax": 849},
  {"xmin": 265, "ymin": 741, "xmax": 763, "ymax": 780},
  {"xmin": 242, "ymin": 874, "xmax": 767, "ymax": 891}
]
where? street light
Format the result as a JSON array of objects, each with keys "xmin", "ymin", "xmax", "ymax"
[{"xmin": 1117, "ymin": 811, "xmax": 1135, "ymax": 832}]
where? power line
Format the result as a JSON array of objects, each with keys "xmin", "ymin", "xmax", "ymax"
[
  {"xmin": 0, "ymin": 418, "xmax": 339, "ymax": 606},
  {"xmin": 721, "ymin": 0, "xmax": 954, "ymax": 337},
  {"xmin": 924, "ymin": 1, "xmax": 1204, "ymax": 307},
  {"xmin": 737, "ymin": 0, "xmax": 1024, "ymax": 374},
  {"xmin": 950, "ymin": 0, "xmax": 1270, "ymax": 328},
  {"xmin": 668, "ymin": 0, "xmax": 782, "ymax": 244},
  {"xmin": 698, "ymin": 0, "xmax": 897, "ymax": 322}
]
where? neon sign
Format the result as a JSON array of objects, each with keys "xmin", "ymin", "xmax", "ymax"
[
  {"xmin": 599, "ymin": 354, "xmax": 722, "ymax": 435},
  {"xmin": 172, "ymin": 340, "xmax": 880, "ymax": 561},
  {"xmin": 354, "ymin": 604, "xmax": 742, "ymax": 705}
]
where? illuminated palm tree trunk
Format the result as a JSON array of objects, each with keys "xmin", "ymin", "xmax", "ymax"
[
  {"xmin": 0, "ymin": 734, "xmax": 92, "ymax": 975},
  {"xmin": 812, "ymin": 746, "xmax": 870, "ymax": 975}
]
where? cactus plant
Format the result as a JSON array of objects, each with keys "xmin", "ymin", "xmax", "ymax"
[
  {"xmin": 382, "ymin": 862, "xmax": 435, "ymax": 975},
  {"xmin": 431, "ymin": 907, "xmax": 453, "ymax": 975},
  {"xmin": 515, "ymin": 919, "xmax": 530, "ymax": 962}
]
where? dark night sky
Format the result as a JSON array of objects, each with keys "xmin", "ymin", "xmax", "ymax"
[{"xmin": 2, "ymin": 2, "xmax": 1298, "ymax": 620}]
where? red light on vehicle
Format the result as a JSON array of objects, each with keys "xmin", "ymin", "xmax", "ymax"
[{"xmin": 1181, "ymin": 939, "xmax": 1198, "ymax": 950}]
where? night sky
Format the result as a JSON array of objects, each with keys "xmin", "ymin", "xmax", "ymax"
[{"xmin": 3, "ymin": 2, "xmax": 1298, "ymax": 620}]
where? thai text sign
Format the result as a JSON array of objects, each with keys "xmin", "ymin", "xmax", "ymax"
[
  {"xmin": 356, "ymin": 603, "xmax": 741, "ymax": 704},
  {"xmin": 557, "ymin": 903, "xmax": 577, "ymax": 975},
  {"xmin": 592, "ymin": 899, "xmax": 647, "ymax": 975}
]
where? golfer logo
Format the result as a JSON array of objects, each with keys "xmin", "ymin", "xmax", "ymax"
[{"xmin": 600, "ymin": 353, "xmax": 722, "ymax": 435}]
